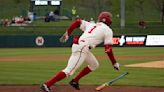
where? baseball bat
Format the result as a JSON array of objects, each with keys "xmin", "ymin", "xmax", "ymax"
[{"xmin": 95, "ymin": 71, "xmax": 129, "ymax": 91}]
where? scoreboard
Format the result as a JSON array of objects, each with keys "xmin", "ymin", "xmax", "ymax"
[
  {"xmin": 29, "ymin": 0, "xmax": 62, "ymax": 16},
  {"xmin": 30, "ymin": 0, "xmax": 62, "ymax": 6}
]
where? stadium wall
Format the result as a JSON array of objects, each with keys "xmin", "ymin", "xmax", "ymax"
[
  {"xmin": 0, "ymin": 35, "xmax": 72, "ymax": 48},
  {"xmin": 0, "ymin": 35, "xmax": 163, "ymax": 47}
]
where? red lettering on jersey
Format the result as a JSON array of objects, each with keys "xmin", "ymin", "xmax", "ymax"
[
  {"xmin": 80, "ymin": 40, "xmax": 85, "ymax": 42},
  {"xmin": 88, "ymin": 26, "xmax": 97, "ymax": 33}
]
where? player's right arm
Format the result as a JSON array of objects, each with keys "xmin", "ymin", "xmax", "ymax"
[
  {"xmin": 59, "ymin": 19, "xmax": 82, "ymax": 43},
  {"xmin": 104, "ymin": 44, "xmax": 120, "ymax": 70},
  {"xmin": 104, "ymin": 29, "xmax": 120, "ymax": 70}
]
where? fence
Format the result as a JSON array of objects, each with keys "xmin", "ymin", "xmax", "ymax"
[{"xmin": 0, "ymin": 35, "xmax": 163, "ymax": 48}]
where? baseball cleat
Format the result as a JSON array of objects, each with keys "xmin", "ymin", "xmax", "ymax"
[
  {"xmin": 69, "ymin": 80, "xmax": 80, "ymax": 90},
  {"xmin": 40, "ymin": 84, "xmax": 51, "ymax": 92}
]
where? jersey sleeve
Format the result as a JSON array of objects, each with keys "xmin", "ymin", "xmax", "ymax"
[
  {"xmin": 104, "ymin": 28, "xmax": 113, "ymax": 45},
  {"xmin": 66, "ymin": 19, "xmax": 81, "ymax": 36},
  {"xmin": 80, "ymin": 20, "xmax": 90, "ymax": 31}
]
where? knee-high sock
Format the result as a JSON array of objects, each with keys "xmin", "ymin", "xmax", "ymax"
[
  {"xmin": 45, "ymin": 71, "xmax": 66, "ymax": 87},
  {"xmin": 73, "ymin": 66, "xmax": 92, "ymax": 83}
]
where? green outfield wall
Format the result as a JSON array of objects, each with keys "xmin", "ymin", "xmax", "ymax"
[
  {"xmin": 0, "ymin": 35, "xmax": 163, "ymax": 47},
  {"xmin": 0, "ymin": 35, "xmax": 73, "ymax": 48}
]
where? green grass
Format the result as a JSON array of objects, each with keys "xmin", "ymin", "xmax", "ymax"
[
  {"xmin": 0, "ymin": 20, "xmax": 164, "ymax": 35},
  {"xmin": 0, "ymin": 47, "xmax": 164, "ymax": 87}
]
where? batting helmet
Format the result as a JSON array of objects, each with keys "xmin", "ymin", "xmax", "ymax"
[{"xmin": 98, "ymin": 11, "xmax": 112, "ymax": 26}]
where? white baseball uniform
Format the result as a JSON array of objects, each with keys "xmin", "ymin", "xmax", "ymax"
[{"xmin": 63, "ymin": 20, "xmax": 113, "ymax": 76}]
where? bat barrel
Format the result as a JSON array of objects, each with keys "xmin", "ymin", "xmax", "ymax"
[{"xmin": 95, "ymin": 71, "xmax": 129, "ymax": 91}]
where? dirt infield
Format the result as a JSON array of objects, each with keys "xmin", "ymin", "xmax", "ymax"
[
  {"xmin": 0, "ymin": 55, "xmax": 163, "ymax": 62},
  {"xmin": 0, "ymin": 55, "xmax": 163, "ymax": 69},
  {"xmin": 0, "ymin": 85, "xmax": 164, "ymax": 92},
  {"xmin": 125, "ymin": 60, "xmax": 164, "ymax": 68}
]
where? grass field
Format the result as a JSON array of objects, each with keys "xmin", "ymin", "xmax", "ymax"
[
  {"xmin": 0, "ymin": 20, "xmax": 164, "ymax": 35},
  {"xmin": 0, "ymin": 47, "xmax": 164, "ymax": 87}
]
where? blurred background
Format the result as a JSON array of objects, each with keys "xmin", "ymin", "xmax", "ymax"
[{"xmin": 0, "ymin": 0, "xmax": 164, "ymax": 47}]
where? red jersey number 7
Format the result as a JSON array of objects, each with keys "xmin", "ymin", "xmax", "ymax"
[{"xmin": 88, "ymin": 26, "xmax": 97, "ymax": 33}]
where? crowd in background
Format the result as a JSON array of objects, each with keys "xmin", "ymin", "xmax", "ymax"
[
  {"xmin": 0, "ymin": 9, "xmax": 61, "ymax": 27},
  {"xmin": 0, "ymin": 16, "xmax": 32, "ymax": 27},
  {"xmin": 44, "ymin": 10, "xmax": 60, "ymax": 22}
]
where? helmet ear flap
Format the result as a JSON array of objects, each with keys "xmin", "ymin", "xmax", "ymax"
[{"xmin": 102, "ymin": 18, "xmax": 106, "ymax": 22}]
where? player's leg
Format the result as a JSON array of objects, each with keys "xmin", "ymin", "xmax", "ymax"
[
  {"xmin": 41, "ymin": 70, "xmax": 66, "ymax": 92},
  {"xmin": 62, "ymin": 51, "xmax": 87, "ymax": 75},
  {"xmin": 72, "ymin": 51, "xmax": 99, "ymax": 83},
  {"xmin": 85, "ymin": 51, "xmax": 99, "ymax": 71},
  {"xmin": 42, "ymin": 52, "xmax": 85, "ymax": 89},
  {"xmin": 62, "ymin": 44, "xmax": 90, "ymax": 75},
  {"xmin": 65, "ymin": 44, "xmax": 90, "ymax": 90},
  {"xmin": 41, "ymin": 44, "xmax": 89, "ymax": 91}
]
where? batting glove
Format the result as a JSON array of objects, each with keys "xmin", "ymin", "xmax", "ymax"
[
  {"xmin": 113, "ymin": 63, "xmax": 120, "ymax": 70},
  {"xmin": 59, "ymin": 32, "xmax": 69, "ymax": 43}
]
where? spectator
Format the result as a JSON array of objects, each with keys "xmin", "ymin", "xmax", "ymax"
[
  {"xmin": 44, "ymin": 16, "xmax": 50, "ymax": 22},
  {"xmin": 49, "ymin": 11, "xmax": 55, "ymax": 21},
  {"xmin": 4, "ymin": 19, "xmax": 10, "ymax": 27},
  {"xmin": 11, "ymin": 17, "xmax": 16, "ymax": 24},
  {"xmin": 138, "ymin": 20, "xmax": 146, "ymax": 29},
  {"xmin": 15, "ymin": 16, "xmax": 24, "ymax": 24},
  {"xmin": 24, "ymin": 17, "xmax": 32, "ymax": 24}
]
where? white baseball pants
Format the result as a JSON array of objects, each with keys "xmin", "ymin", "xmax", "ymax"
[{"xmin": 62, "ymin": 44, "xmax": 99, "ymax": 76}]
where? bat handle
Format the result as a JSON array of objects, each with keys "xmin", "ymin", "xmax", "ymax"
[{"xmin": 95, "ymin": 83, "xmax": 108, "ymax": 91}]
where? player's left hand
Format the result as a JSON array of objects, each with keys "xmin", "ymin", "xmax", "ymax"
[
  {"xmin": 59, "ymin": 32, "xmax": 69, "ymax": 43},
  {"xmin": 113, "ymin": 63, "xmax": 120, "ymax": 70}
]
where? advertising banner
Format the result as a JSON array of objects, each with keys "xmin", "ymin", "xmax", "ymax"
[
  {"xmin": 112, "ymin": 35, "xmax": 146, "ymax": 47},
  {"xmin": 146, "ymin": 35, "xmax": 164, "ymax": 46}
]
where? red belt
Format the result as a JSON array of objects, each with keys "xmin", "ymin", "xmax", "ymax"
[
  {"xmin": 73, "ymin": 36, "xmax": 91, "ymax": 49},
  {"xmin": 73, "ymin": 36, "xmax": 85, "ymax": 44},
  {"xmin": 73, "ymin": 36, "xmax": 80, "ymax": 44}
]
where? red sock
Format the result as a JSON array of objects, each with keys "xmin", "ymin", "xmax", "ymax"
[
  {"xmin": 73, "ymin": 66, "xmax": 92, "ymax": 83},
  {"xmin": 45, "ymin": 71, "xmax": 66, "ymax": 87}
]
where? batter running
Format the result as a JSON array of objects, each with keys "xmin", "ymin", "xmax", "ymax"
[{"xmin": 41, "ymin": 11, "xmax": 120, "ymax": 92}]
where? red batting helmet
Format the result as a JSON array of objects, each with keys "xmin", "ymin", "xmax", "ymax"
[{"xmin": 98, "ymin": 11, "xmax": 112, "ymax": 26}]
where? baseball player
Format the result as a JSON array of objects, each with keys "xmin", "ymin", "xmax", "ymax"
[{"xmin": 41, "ymin": 11, "xmax": 120, "ymax": 92}]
